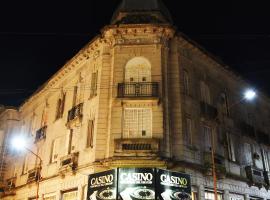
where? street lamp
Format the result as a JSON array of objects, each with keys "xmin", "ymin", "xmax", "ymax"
[
  {"xmin": 11, "ymin": 136, "xmax": 42, "ymax": 200},
  {"xmin": 211, "ymin": 89, "xmax": 256, "ymax": 200}
]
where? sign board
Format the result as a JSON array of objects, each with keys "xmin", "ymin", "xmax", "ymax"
[
  {"xmin": 156, "ymin": 169, "xmax": 191, "ymax": 200},
  {"xmin": 118, "ymin": 168, "xmax": 156, "ymax": 200},
  {"xmin": 87, "ymin": 168, "xmax": 191, "ymax": 200},
  {"xmin": 87, "ymin": 169, "xmax": 117, "ymax": 200}
]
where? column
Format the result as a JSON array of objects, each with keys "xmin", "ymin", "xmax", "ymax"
[{"xmin": 199, "ymin": 184, "xmax": 205, "ymax": 200}]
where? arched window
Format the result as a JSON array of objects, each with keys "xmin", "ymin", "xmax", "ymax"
[{"xmin": 125, "ymin": 57, "xmax": 151, "ymax": 82}]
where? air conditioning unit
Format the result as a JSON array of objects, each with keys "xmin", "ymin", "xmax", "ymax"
[
  {"xmin": 27, "ymin": 168, "xmax": 40, "ymax": 183},
  {"xmin": 59, "ymin": 152, "xmax": 79, "ymax": 174},
  {"xmin": 245, "ymin": 166, "xmax": 264, "ymax": 188}
]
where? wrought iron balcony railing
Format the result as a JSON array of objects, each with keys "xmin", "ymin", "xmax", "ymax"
[
  {"xmin": 67, "ymin": 103, "xmax": 83, "ymax": 123},
  {"xmin": 117, "ymin": 82, "xmax": 159, "ymax": 98},
  {"xmin": 35, "ymin": 126, "xmax": 47, "ymax": 142}
]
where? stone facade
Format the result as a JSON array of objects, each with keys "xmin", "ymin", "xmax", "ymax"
[{"xmin": 0, "ymin": 0, "xmax": 270, "ymax": 200}]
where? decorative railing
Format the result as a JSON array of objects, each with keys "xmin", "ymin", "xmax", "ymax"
[
  {"xmin": 27, "ymin": 168, "xmax": 40, "ymax": 183},
  {"xmin": 245, "ymin": 166, "xmax": 265, "ymax": 187},
  {"xmin": 117, "ymin": 82, "xmax": 159, "ymax": 98},
  {"xmin": 35, "ymin": 126, "xmax": 47, "ymax": 142},
  {"xmin": 200, "ymin": 102, "xmax": 218, "ymax": 120},
  {"xmin": 114, "ymin": 138, "xmax": 160, "ymax": 156},
  {"xmin": 67, "ymin": 103, "xmax": 83, "ymax": 123},
  {"xmin": 59, "ymin": 152, "xmax": 79, "ymax": 174}
]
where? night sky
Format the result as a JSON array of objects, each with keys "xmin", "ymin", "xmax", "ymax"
[{"xmin": 0, "ymin": 0, "xmax": 270, "ymax": 106}]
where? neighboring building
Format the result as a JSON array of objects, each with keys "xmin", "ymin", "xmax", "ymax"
[{"xmin": 0, "ymin": 0, "xmax": 270, "ymax": 199}]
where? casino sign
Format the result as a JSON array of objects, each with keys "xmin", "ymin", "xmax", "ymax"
[{"xmin": 87, "ymin": 168, "xmax": 191, "ymax": 200}]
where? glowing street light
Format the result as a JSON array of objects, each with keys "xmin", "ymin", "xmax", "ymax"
[
  {"xmin": 244, "ymin": 89, "xmax": 256, "ymax": 101},
  {"xmin": 10, "ymin": 135, "xmax": 42, "ymax": 200},
  {"xmin": 212, "ymin": 88, "xmax": 257, "ymax": 200},
  {"xmin": 11, "ymin": 136, "xmax": 27, "ymax": 151}
]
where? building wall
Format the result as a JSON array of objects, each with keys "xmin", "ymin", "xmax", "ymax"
[{"xmin": 0, "ymin": 24, "xmax": 270, "ymax": 200}]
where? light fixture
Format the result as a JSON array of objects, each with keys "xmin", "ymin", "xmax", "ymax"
[
  {"xmin": 244, "ymin": 89, "xmax": 256, "ymax": 101},
  {"xmin": 11, "ymin": 135, "xmax": 27, "ymax": 151}
]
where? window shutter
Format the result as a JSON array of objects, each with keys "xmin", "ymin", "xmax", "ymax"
[
  {"xmin": 87, "ymin": 120, "xmax": 94, "ymax": 148},
  {"xmin": 90, "ymin": 72, "xmax": 98, "ymax": 98}
]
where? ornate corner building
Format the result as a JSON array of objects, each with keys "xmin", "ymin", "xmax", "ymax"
[{"xmin": 0, "ymin": 0, "xmax": 270, "ymax": 199}]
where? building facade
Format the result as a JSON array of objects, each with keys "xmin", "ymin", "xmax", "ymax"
[{"xmin": 0, "ymin": 0, "xmax": 270, "ymax": 199}]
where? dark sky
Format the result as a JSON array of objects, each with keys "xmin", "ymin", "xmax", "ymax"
[{"xmin": 0, "ymin": 0, "xmax": 270, "ymax": 106}]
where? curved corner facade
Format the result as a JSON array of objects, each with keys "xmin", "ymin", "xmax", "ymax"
[{"xmin": 0, "ymin": 1, "xmax": 270, "ymax": 200}]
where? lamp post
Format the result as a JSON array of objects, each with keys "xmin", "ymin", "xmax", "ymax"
[
  {"xmin": 211, "ymin": 89, "xmax": 256, "ymax": 200},
  {"xmin": 11, "ymin": 136, "xmax": 42, "ymax": 200}
]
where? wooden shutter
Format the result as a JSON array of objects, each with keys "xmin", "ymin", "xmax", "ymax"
[{"xmin": 87, "ymin": 120, "xmax": 94, "ymax": 148}]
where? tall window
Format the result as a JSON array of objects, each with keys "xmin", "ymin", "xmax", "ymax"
[
  {"xmin": 123, "ymin": 108, "xmax": 152, "ymax": 138},
  {"xmin": 244, "ymin": 143, "xmax": 253, "ymax": 165},
  {"xmin": 87, "ymin": 120, "xmax": 95, "ymax": 148},
  {"xmin": 55, "ymin": 92, "xmax": 66, "ymax": 120},
  {"xmin": 226, "ymin": 132, "xmax": 236, "ymax": 162},
  {"xmin": 22, "ymin": 155, "xmax": 28, "ymax": 174},
  {"xmin": 204, "ymin": 125, "xmax": 212, "ymax": 151},
  {"xmin": 125, "ymin": 57, "xmax": 151, "ymax": 82},
  {"xmin": 73, "ymin": 86, "xmax": 78, "ymax": 106},
  {"xmin": 262, "ymin": 149, "xmax": 270, "ymax": 172},
  {"xmin": 184, "ymin": 117, "xmax": 193, "ymax": 145},
  {"xmin": 221, "ymin": 92, "xmax": 230, "ymax": 116},
  {"xmin": 66, "ymin": 129, "xmax": 74, "ymax": 155},
  {"xmin": 50, "ymin": 138, "xmax": 59, "ymax": 163},
  {"xmin": 183, "ymin": 70, "xmax": 190, "ymax": 95},
  {"xmin": 90, "ymin": 71, "xmax": 98, "ymax": 98},
  {"xmin": 200, "ymin": 81, "xmax": 211, "ymax": 104}
]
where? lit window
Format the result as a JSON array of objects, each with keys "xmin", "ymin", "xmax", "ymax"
[
  {"xmin": 62, "ymin": 190, "xmax": 78, "ymax": 200},
  {"xmin": 205, "ymin": 191, "xmax": 223, "ymax": 200},
  {"xmin": 123, "ymin": 108, "xmax": 152, "ymax": 138}
]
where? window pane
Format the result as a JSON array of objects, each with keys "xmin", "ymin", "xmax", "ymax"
[
  {"xmin": 124, "ymin": 108, "xmax": 152, "ymax": 138},
  {"xmin": 62, "ymin": 191, "xmax": 78, "ymax": 200}
]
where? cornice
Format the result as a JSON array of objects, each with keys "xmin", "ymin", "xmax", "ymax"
[
  {"xmin": 176, "ymin": 32, "xmax": 270, "ymax": 103},
  {"xmin": 19, "ymin": 35, "xmax": 111, "ymax": 112}
]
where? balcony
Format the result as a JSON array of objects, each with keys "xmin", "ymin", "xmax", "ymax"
[
  {"xmin": 59, "ymin": 152, "xmax": 79, "ymax": 175},
  {"xmin": 203, "ymin": 152, "xmax": 226, "ymax": 179},
  {"xmin": 27, "ymin": 168, "xmax": 41, "ymax": 183},
  {"xmin": 200, "ymin": 102, "xmax": 218, "ymax": 120},
  {"xmin": 240, "ymin": 122, "xmax": 256, "ymax": 138},
  {"xmin": 67, "ymin": 103, "xmax": 83, "ymax": 127},
  {"xmin": 35, "ymin": 126, "xmax": 47, "ymax": 143},
  {"xmin": 245, "ymin": 166, "xmax": 264, "ymax": 188},
  {"xmin": 117, "ymin": 82, "xmax": 159, "ymax": 98},
  {"xmin": 114, "ymin": 138, "xmax": 160, "ymax": 157}
]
